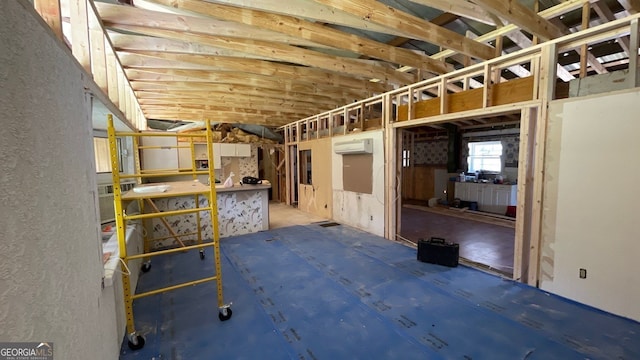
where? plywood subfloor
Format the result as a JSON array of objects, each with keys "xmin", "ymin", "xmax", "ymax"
[{"xmin": 269, "ymin": 201, "xmax": 328, "ymax": 229}]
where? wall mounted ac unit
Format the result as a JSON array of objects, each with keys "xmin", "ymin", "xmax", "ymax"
[{"xmin": 334, "ymin": 138, "xmax": 373, "ymax": 155}]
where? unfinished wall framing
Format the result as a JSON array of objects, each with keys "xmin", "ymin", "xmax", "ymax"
[{"xmin": 282, "ymin": 13, "xmax": 640, "ymax": 302}]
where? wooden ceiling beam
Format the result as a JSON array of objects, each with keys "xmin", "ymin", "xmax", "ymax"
[
  {"xmin": 130, "ymin": 81, "xmax": 348, "ymax": 103},
  {"xmin": 502, "ymin": 29, "xmax": 575, "ymax": 82},
  {"xmin": 139, "ymin": 102, "xmax": 310, "ymax": 117},
  {"xmin": 432, "ymin": 0, "xmax": 600, "ymax": 60},
  {"xmin": 470, "ymin": 0, "xmax": 564, "ymax": 41},
  {"xmin": 309, "ymin": 0, "xmax": 496, "ymax": 60},
  {"xmin": 147, "ymin": 0, "xmax": 452, "ymax": 74},
  {"xmin": 125, "ymin": 69, "xmax": 366, "ymax": 100},
  {"xmin": 188, "ymin": 0, "xmax": 411, "ymax": 38},
  {"xmin": 137, "ymin": 93, "xmax": 342, "ymax": 111},
  {"xmin": 141, "ymin": 103, "xmax": 313, "ymax": 119},
  {"xmin": 148, "ymin": 106, "xmax": 330, "ymax": 118},
  {"xmin": 96, "ymin": 2, "xmax": 331, "ymax": 49},
  {"xmin": 549, "ymin": 17, "xmax": 608, "ymax": 74},
  {"xmin": 593, "ymin": 2, "xmax": 631, "ymax": 55},
  {"xmin": 114, "ymin": 48, "xmax": 391, "ymax": 93},
  {"xmin": 127, "ymin": 75, "xmax": 351, "ymax": 106},
  {"xmin": 106, "ymin": 24, "xmax": 415, "ymax": 85},
  {"xmin": 141, "ymin": 105, "xmax": 321, "ymax": 119},
  {"xmin": 137, "ymin": 95, "xmax": 311, "ymax": 116},
  {"xmin": 109, "ymin": 31, "xmax": 273, "ymax": 61},
  {"xmin": 405, "ymin": 0, "xmax": 496, "ymax": 25},
  {"xmin": 134, "ymin": 88, "xmax": 345, "ymax": 108},
  {"xmin": 618, "ymin": 0, "xmax": 640, "ymax": 14},
  {"xmin": 141, "ymin": 102, "xmax": 316, "ymax": 114},
  {"xmin": 133, "ymin": 88, "xmax": 337, "ymax": 111},
  {"xmin": 142, "ymin": 110, "xmax": 296, "ymax": 125}
]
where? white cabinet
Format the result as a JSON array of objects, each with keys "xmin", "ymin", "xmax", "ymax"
[
  {"xmin": 177, "ymin": 143, "xmax": 192, "ymax": 169},
  {"xmin": 454, "ymin": 182, "xmax": 517, "ymax": 215},
  {"xmin": 219, "ymin": 143, "xmax": 251, "ymax": 157},
  {"xmin": 235, "ymin": 144, "xmax": 251, "ymax": 157},
  {"xmin": 140, "ymin": 136, "xmax": 178, "ymax": 170},
  {"xmin": 219, "ymin": 143, "xmax": 236, "ymax": 157},
  {"xmin": 493, "ymin": 186, "xmax": 513, "ymax": 207},
  {"xmin": 175, "ymin": 142, "xmax": 252, "ymax": 171},
  {"xmin": 178, "ymin": 142, "xmax": 221, "ymax": 169}
]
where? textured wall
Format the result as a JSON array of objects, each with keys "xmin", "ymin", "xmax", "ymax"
[{"xmin": 0, "ymin": 2, "xmax": 118, "ymax": 359}]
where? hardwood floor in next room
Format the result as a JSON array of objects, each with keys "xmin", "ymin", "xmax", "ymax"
[{"xmin": 400, "ymin": 205, "xmax": 515, "ymax": 276}]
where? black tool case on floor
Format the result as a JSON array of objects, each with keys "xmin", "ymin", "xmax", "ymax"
[{"xmin": 417, "ymin": 237, "xmax": 459, "ymax": 267}]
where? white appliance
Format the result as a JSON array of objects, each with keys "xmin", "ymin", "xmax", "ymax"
[{"xmin": 334, "ymin": 138, "xmax": 373, "ymax": 155}]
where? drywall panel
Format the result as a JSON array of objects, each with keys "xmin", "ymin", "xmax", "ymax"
[
  {"xmin": 0, "ymin": 1, "xmax": 118, "ymax": 358},
  {"xmin": 332, "ymin": 131, "xmax": 385, "ymax": 236},
  {"xmin": 298, "ymin": 138, "xmax": 333, "ymax": 219},
  {"xmin": 540, "ymin": 88, "xmax": 640, "ymax": 322}
]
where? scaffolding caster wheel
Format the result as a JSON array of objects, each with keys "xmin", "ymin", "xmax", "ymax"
[
  {"xmin": 199, "ymin": 250, "xmax": 205, "ymax": 260},
  {"xmin": 127, "ymin": 333, "xmax": 145, "ymax": 351},
  {"xmin": 218, "ymin": 304, "xmax": 233, "ymax": 322},
  {"xmin": 141, "ymin": 261, "xmax": 152, "ymax": 273}
]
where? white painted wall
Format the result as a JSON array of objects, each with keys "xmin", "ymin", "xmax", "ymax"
[
  {"xmin": 541, "ymin": 88, "xmax": 640, "ymax": 322},
  {"xmin": 332, "ymin": 131, "xmax": 386, "ymax": 236},
  {"xmin": 0, "ymin": 2, "xmax": 119, "ymax": 359}
]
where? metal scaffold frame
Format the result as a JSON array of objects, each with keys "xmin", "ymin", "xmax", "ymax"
[{"xmin": 106, "ymin": 114, "xmax": 232, "ymax": 351}]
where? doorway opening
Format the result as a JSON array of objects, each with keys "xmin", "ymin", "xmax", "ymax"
[{"xmin": 397, "ymin": 113, "xmax": 521, "ymax": 277}]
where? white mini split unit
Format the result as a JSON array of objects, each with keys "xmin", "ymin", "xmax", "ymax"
[{"xmin": 334, "ymin": 138, "xmax": 373, "ymax": 155}]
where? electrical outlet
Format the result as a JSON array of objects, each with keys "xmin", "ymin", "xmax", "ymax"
[
  {"xmin": 370, "ymin": 215, "xmax": 373, "ymax": 221},
  {"xmin": 579, "ymin": 268, "xmax": 587, "ymax": 279}
]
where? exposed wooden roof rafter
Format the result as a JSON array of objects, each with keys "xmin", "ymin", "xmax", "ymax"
[
  {"xmin": 470, "ymin": 0, "xmax": 565, "ymax": 41},
  {"xmin": 106, "ymin": 24, "xmax": 416, "ymax": 85},
  {"xmin": 309, "ymin": 0, "xmax": 496, "ymax": 60},
  {"xmin": 145, "ymin": 0, "xmax": 453, "ymax": 74},
  {"xmin": 114, "ymin": 49, "xmax": 392, "ymax": 93}
]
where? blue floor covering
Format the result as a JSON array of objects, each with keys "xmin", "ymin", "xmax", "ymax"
[{"xmin": 119, "ymin": 224, "xmax": 640, "ymax": 359}]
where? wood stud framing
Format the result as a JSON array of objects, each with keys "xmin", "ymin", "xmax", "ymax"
[
  {"xmin": 35, "ymin": 0, "xmax": 146, "ymax": 129},
  {"xmin": 283, "ymin": 15, "xmax": 640, "ymax": 285},
  {"xmin": 34, "ymin": 0, "xmax": 62, "ymax": 40}
]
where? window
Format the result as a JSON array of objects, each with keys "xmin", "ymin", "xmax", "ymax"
[
  {"xmin": 402, "ymin": 149, "xmax": 411, "ymax": 168},
  {"xmin": 467, "ymin": 141, "xmax": 503, "ymax": 173},
  {"xmin": 94, "ymin": 137, "xmax": 123, "ymax": 173}
]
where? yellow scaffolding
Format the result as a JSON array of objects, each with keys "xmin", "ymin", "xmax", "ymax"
[{"xmin": 107, "ymin": 115, "xmax": 231, "ymax": 351}]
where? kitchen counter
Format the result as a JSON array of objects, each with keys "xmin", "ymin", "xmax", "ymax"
[
  {"xmin": 215, "ymin": 183, "xmax": 271, "ymax": 193},
  {"xmin": 454, "ymin": 182, "xmax": 517, "ymax": 215},
  {"xmin": 147, "ymin": 183, "xmax": 271, "ymax": 249}
]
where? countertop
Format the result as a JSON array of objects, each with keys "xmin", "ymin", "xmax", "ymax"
[
  {"xmin": 215, "ymin": 183, "xmax": 271, "ymax": 193},
  {"xmin": 121, "ymin": 180, "xmax": 271, "ymax": 200},
  {"xmin": 457, "ymin": 181, "xmax": 516, "ymax": 186}
]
